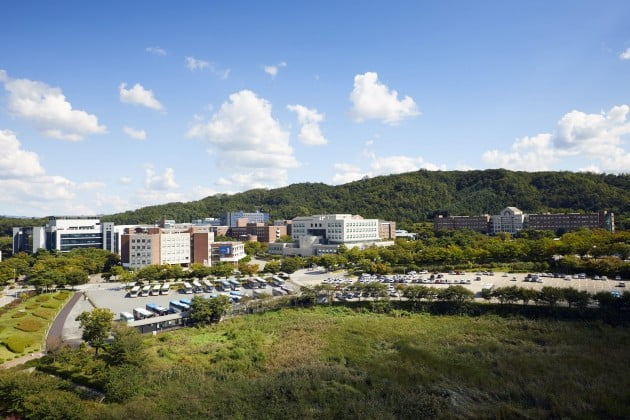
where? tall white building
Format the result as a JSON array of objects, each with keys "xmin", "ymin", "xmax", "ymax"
[
  {"xmin": 491, "ymin": 207, "xmax": 524, "ymax": 234},
  {"xmin": 159, "ymin": 229, "xmax": 191, "ymax": 265}
]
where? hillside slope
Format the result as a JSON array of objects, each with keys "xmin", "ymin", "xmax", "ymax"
[{"xmin": 102, "ymin": 169, "xmax": 630, "ymax": 226}]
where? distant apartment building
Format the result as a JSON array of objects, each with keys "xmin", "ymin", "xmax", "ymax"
[
  {"xmin": 434, "ymin": 207, "xmax": 615, "ymax": 235},
  {"xmin": 434, "ymin": 215, "xmax": 491, "ymax": 233},
  {"xmin": 269, "ymin": 214, "xmax": 393, "ymax": 256},
  {"xmin": 12, "ymin": 216, "xmax": 121, "ymax": 254},
  {"xmin": 491, "ymin": 207, "xmax": 525, "ymax": 234},
  {"xmin": 221, "ymin": 210, "xmax": 269, "ymax": 227},
  {"xmin": 525, "ymin": 211, "xmax": 614, "ymax": 233}
]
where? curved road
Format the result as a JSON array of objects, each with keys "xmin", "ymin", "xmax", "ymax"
[{"xmin": 46, "ymin": 291, "xmax": 82, "ymax": 349}]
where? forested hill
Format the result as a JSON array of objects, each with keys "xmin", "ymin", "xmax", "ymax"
[{"xmin": 101, "ymin": 169, "xmax": 630, "ymax": 227}]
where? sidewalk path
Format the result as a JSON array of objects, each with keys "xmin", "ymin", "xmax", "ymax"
[{"xmin": 46, "ymin": 291, "xmax": 83, "ymax": 349}]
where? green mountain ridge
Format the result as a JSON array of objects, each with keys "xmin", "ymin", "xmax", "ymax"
[{"xmin": 100, "ymin": 169, "xmax": 630, "ymax": 227}]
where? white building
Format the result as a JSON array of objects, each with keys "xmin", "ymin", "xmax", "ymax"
[
  {"xmin": 270, "ymin": 214, "xmax": 390, "ymax": 256},
  {"xmin": 159, "ymin": 229, "xmax": 191, "ymax": 265},
  {"xmin": 291, "ymin": 214, "xmax": 380, "ymax": 244},
  {"xmin": 491, "ymin": 207, "xmax": 525, "ymax": 234}
]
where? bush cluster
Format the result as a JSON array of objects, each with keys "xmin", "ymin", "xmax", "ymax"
[
  {"xmin": 15, "ymin": 319, "xmax": 43, "ymax": 332},
  {"xmin": 11, "ymin": 311, "xmax": 27, "ymax": 318},
  {"xmin": 4, "ymin": 336, "xmax": 32, "ymax": 353}
]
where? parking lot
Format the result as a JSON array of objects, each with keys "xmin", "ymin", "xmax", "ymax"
[
  {"xmin": 85, "ymin": 279, "xmax": 295, "ymax": 319},
  {"xmin": 291, "ymin": 268, "xmax": 625, "ymax": 299}
]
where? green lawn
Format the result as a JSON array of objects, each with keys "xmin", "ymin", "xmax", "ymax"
[{"xmin": 0, "ymin": 291, "xmax": 71, "ymax": 361}]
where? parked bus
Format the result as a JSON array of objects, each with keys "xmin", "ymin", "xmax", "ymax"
[
  {"xmin": 182, "ymin": 282, "xmax": 193, "ymax": 294},
  {"xmin": 179, "ymin": 298, "xmax": 192, "ymax": 308},
  {"xmin": 119, "ymin": 312, "xmax": 134, "ymax": 322},
  {"xmin": 128, "ymin": 286, "xmax": 141, "ymax": 298},
  {"xmin": 271, "ymin": 276, "xmax": 285, "ymax": 287},
  {"xmin": 133, "ymin": 307, "xmax": 153, "ymax": 320},
  {"xmin": 272, "ymin": 288, "xmax": 287, "ymax": 296},
  {"xmin": 192, "ymin": 280, "xmax": 203, "ymax": 293},
  {"xmin": 228, "ymin": 279, "xmax": 241, "ymax": 291},
  {"xmin": 169, "ymin": 300, "xmax": 186, "ymax": 313},
  {"xmin": 256, "ymin": 277, "xmax": 267, "ymax": 288},
  {"xmin": 161, "ymin": 283, "xmax": 171, "ymax": 295},
  {"xmin": 246, "ymin": 278, "xmax": 259, "ymax": 289},
  {"xmin": 219, "ymin": 280, "xmax": 231, "ymax": 291},
  {"xmin": 151, "ymin": 284, "xmax": 161, "ymax": 296},
  {"xmin": 146, "ymin": 303, "xmax": 168, "ymax": 316},
  {"xmin": 202, "ymin": 279, "xmax": 213, "ymax": 292},
  {"xmin": 141, "ymin": 285, "xmax": 151, "ymax": 297}
]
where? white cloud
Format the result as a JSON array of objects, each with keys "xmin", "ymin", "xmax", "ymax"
[
  {"xmin": 188, "ymin": 90, "xmax": 298, "ymax": 190},
  {"xmin": 119, "ymin": 176, "xmax": 132, "ymax": 185},
  {"xmin": 578, "ymin": 165, "xmax": 602, "ymax": 173},
  {"xmin": 184, "ymin": 57, "xmax": 230, "ymax": 79},
  {"xmin": 287, "ymin": 104, "xmax": 328, "ymax": 145},
  {"xmin": 482, "ymin": 134, "xmax": 557, "ymax": 171},
  {"xmin": 215, "ymin": 170, "xmax": 287, "ymax": 190},
  {"xmin": 133, "ymin": 190, "xmax": 185, "ymax": 207},
  {"xmin": 76, "ymin": 181, "xmax": 106, "ymax": 191},
  {"xmin": 332, "ymin": 151, "xmax": 445, "ymax": 185},
  {"xmin": 185, "ymin": 56, "xmax": 209, "ymax": 71},
  {"xmin": 370, "ymin": 155, "xmax": 446, "ymax": 173},
  {"xmin": 146, "ymin": 46, "xmax": 167, "ymax": 56},
  {"xmin": 144, "ymin": 166, "xmax": 178, "ymax": 190},
  {"xmin": 263, "ymin": 61, "xmax": 287, "ymax": 78},
  {"xmin": 482, "ymin": 105, "xmax": 630, "ymax": 172},
  {"xmin": 0, "ymin": 70, "xmax": 107, "ymax": 141},
  {"xmin": 191, "ymin": 185, "xmax": 218, "ymax": 199},
  {"xmin": 349, "ymin": 72, "xmax": 419, "ymax": 124},
  {"xmin": 0, "ymin": 130, "xmax": 45, "ymax": 178},
  {"xmin": 123, "ymin": 126, "xmax": 147, "ymax": 140},
  {"xmin": 620, "ymin": 48, "xmax": 630, "ymax": 60},
  {"xmin": 119, "ymin": 82, "xmax": 164, "ymax": 111}
]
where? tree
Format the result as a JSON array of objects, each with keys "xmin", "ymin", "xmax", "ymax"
[
  {"xmin": 277, "ymin": 235, "xmax": 293, "ymax": 243},
  {"xmin": 563, "ymin": 288, "xmax": 590, "ymax": 309},
  {"xmin": 211, "ymin": 263, "xmax": 234, "ymax": 278},
  {"xmin": 280, "ymin": 256, "xmax": 304, "ymax": 274},
  {"xmin": 238, "ymin": 262, "xmax": 259, "ymax": 277},
  {"xmin": 189, "ymin": 295, "xmax": 231, "ymax": 324},
  {"xmin": 263, "ymin": 259, "xmax": 281, "ymax": 274},
  {"xmin": 437, "ymin": 285, "xmax": 474, "ymax": 303},
  {"xmin": 537, "ymin": 286, "xmax": 564, "ymax": 307},
  {"xmin": 65, "ymin": 268, "xmax": 89, "ymax": 288},
  {"xmin": 76, "ymin": 308, "xmax": 114, "ymax": 356},
  {"xmin": 189, "ymin": 263, "xmax": 212, "ymax": 281},
  {"xmin": 518, "ymin": 288, "xmax": 539, "ymax": 305},
  {"xmin": 107, "ymin": 324, "xmax": 146, "ymax": 366}
]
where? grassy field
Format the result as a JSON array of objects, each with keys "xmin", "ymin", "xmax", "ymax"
[
  {"xmin": 0, "ymin": 291, "xmax": 71, "ymax": 361},
  {"xmin": 15, "ymin": 306, "xmax": 630, "ymax": 418}
]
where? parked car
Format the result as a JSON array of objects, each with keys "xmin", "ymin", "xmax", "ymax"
[{"xmin": 617, "ymin": 282, "xmax": 626, "ymax": 288}]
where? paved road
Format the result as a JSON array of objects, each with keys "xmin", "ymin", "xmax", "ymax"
[{"xmin": 46, "ymin": 292, "xmax": 83, "ymax": 349}]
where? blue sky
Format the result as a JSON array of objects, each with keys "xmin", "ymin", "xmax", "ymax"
[{"xmin": 1, "ymin": 1, "xmax": 630, "ymax": 216}]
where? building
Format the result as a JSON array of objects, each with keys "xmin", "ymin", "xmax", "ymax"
[
  {"xmin": 433, "ymin": 207, "xmax": 615, "ymax": 235},
  {"xmin": 525, "ymin": 211, "xmax": 614, "ymax": 233},
  {"xmin": 210, "ymin": 242, "xmax": 246, "ymax": 264},
  {"xmin": 269, "ymin": 214, "xmax": 393, "ymax": 256},
  {"xmin": 122, "ymin": 225, "xmax": 245, "ymax": 269},
  {"xmin": 395, "ymin": 229, "xmax": 417, "ymax": 240},
  {"xmin": 434, "ymin": 215, "xmax": 491, "ymax": 233},
  {"xmin": 221, "ymin": 211, "xmax": 269, "ymax": 227},
  {"xmin": 227, "ymin": 223, "xmax": 287, "ymax": 243},
  {"xmin": 12, "ymin": 226, "xmax": 46, "ymax": 254},
  {"xmin": 490, "ymin": 207, "xmax": 525, "ymax": 234},
  {"xmin": 13, "ymin": 217, "xmax": 121, "ymax": 254},
  {"xmin": 378, "ymin": 220, "xmax": 397, "ymax": 240}
]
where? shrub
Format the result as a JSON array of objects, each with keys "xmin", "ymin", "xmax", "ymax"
[
  {"xmin": 12, "ymin": 311, "xmax": 27, "ymax": 318},
  {"xmin": 41, "ymin": 302, "xmax": 60, "ymax": 309},
  {"xmin": 15, "ymin": 319, "xmax": 43, "ymax": 332},
  {"xmin": 4, "ymin": 336, "xmax": 32, "ymax": 353},
  {"xmin": 32, "ymin": 310, "xmax": 53, "ymax": 320},
  {"xmin": 54, "ymin": 292, "xmax": 71, "ymax": 301},
  {"xmin": 25, "ymin": 303, "xmax": 38, "ymax": 309},
  {"xmin": 35, "ymin": 295, "xmax": 51, "ymax": 302}
]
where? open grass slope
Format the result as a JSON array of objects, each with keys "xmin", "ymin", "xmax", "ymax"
[
  {"xmin": 0, "ymin": 291, "xmax": 70, "ymax": 361},
  {"xmin": 128, "ymin": 307, "xmax": 630, "ymax": 419}
]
